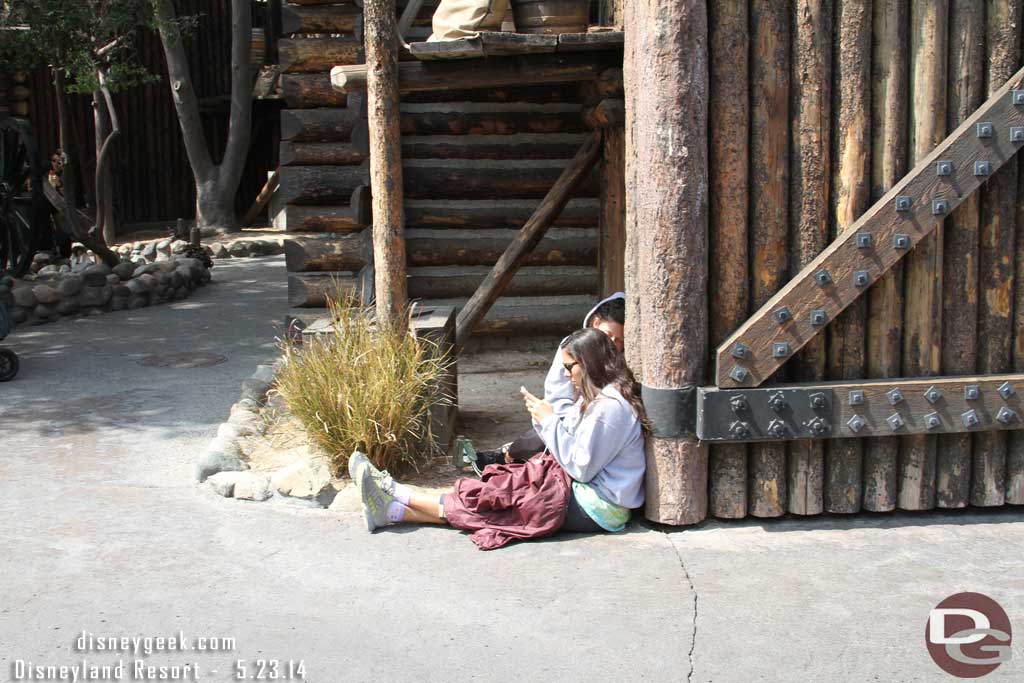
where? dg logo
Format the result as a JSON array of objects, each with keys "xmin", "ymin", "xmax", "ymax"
[{"xmin": 926, "ymin": 592, "xmax": 1012, "ymax": 678}]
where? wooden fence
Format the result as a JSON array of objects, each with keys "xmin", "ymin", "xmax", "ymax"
[
  {"xmin": 701, "ymin": 1, "xmax": 1024, "ymax": 519},
  {"xmin": 21, "ymin": 0, "xmax": 278, "ymax": 231}
]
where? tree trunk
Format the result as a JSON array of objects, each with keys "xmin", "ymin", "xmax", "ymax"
[{"xmin": 92, "ymin": 88, "xmax": 116, "ymax": 245}]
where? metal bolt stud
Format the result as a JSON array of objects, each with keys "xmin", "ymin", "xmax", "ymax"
[
  {"xmin": 887, "ymin": 413, "xmax": 905, "ymax": 431},
  {"xmin": 730, "ymin": 394, "xmax": 749, "ymax": 413},
  {"xmin": 997, "ymin": 407, "xmax": 1018, "ymax": 426},
  {"xmin": 774, "ymin": 306, "xmax": 791, "ymax": 324},
  {"xmin": 895, "ymin": 195, "xmax": 911, "ymax": 212},
  {"xmin": 887, "ymin": 388, "xmax": 904, "ymax": 405},
  {"xmin": 857, "ymin": 233, "xmax": 873, "ymax": 249},
  {"xmin": 814, "ymin": 268, "xmax": 832, "ymax": 286},
  {"xmin": 809, "ymin": 392, "xmax": 827, "ymax": 410},
  {"xmin": 924, "ymin": 386, "xmax": 942, "ymax": 404},
  {"xmin": 975, "ymin": 160, "xmax": 991, "ymax": 176},
  {"xmin": 847, "ymin": 414, "xmax": 866, "ymax": 433},
  {"xmin": 772, "ymin": 342, "xmax": 790, "ymax": 358},
  {"xmin": 1012, "ymin": 127, "xmax": 1024, "ymax": 143},
  {"xmin": 936, "ymin": 161, "xmax": 953, "ymax": 176},
  {"xmin": 849, "ymin": 390, "xmax": 865, "ymax": 406},
  {"xmin": 732, "ymin": 342, "xmax": 750, "ymax": 359},
  {"xmin": 730, "ymin": 421, "xmax": 752, "ymax": 438},
  {"xmin": 932, "ymin": 198, "xmax": 949, "ymax": 215},
  {"xmin": 961, "ymin": 409, "xmax": 980, "ymax": 428},
  {"xmin": 893, "ymin": 234, "xmax": 910, "ymax": 250},
  {"xmin": 768, "ymin": 392, "xmax": 787, "ymax": 412},
  {"xmin": 965, "ymin": 385, "xmax": 980, "ymax": 401},
  {"xmin": 730, "ymin": 365, "xmax": 750, "ymax": 383},
  {"xmin": 977, "ymin": 121, "xmax": 994, "ymax": 138},
  {"xmin": 924, "ymin": 412, "xmax": 942, "ymax": 430},
  {"xmin": 808, "ymin": 417, "xmax": 829, "ymax": 436},
  {"xmin": 998, "ymin": 381, "xmax": 1014, "ymax": 400},
  {"xmin": 810, "ymin": 309, "xmax": 827, "ymax": 326},
  {"xmin": 1013, "ymin": 90, "xmax": 1024, "ymax": 106},
  {"xmin": 854, "ymin": 270, "xmax": 870, "ymax": 287},
  {"xmin": 767, "ymin": 419, "xmax": 787, "ymax": 438}
]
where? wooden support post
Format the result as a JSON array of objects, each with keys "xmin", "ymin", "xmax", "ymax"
[
  {"xmin": 242, "ymin": 171, "xmax": 279, "ymax": 227},
  {"xmin": 975, "ymin": 0, "xmax": 1021, "ymax": 507},
  {"xmin": 787, "ymin": 0, "xmax": 831, "ymax": 516},
  {"xmin": 864, "ymin": 0, "xmax": 908, "ymax": 512},
  {"xmin": 597, "ymin": 104, "xmax": 625, "ymax": 296},
  {"xmin": 364, "ymin": 0, "xmax": 407, "ymax": 333},
  {"xmin": 938, "ymin": 0, "xmax": 984, "ymax": 509},
  {"xmin": 825, "ymin": 0, "xmax": 870, "ymax": 515},
  {"xmin": 707, "ymin": 0, "xmax": 749, "ymax": 519},
  {"xmin": 626, "ymin": 0, "xmax": 709, "ymax": 526},
  {"xmin": 747, "ymin": 0, "xmax": 789, "ymax": 518},
  {"xmin": 899, "ymin": 0, "xmax": 947, "ymax": 511},
  {"xmin": 454, "ymin": 132, "xmax": 602, "ymax": 351}
]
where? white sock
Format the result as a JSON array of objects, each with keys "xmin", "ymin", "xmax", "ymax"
[
  {"xmin": 391, "ymin": 482, "xmax": 411, "ymax": 505},
  {"xmin": 386, "ymin": 501, "xmax": 407, "ymax": 523}
]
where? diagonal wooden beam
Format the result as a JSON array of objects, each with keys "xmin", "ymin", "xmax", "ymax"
[{"xmin": 716, "ymin": 64, "xmax": 1024, "ymax": 387}]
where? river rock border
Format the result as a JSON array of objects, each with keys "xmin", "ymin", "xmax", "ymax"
[
  {"xmin": 0, "ymin": 257, "xmax": 211, "ymax": 329},
  {"xmin": 195, "ymin": 362, "xmax": 337, "ymax": 508},
  {"xmin": 119, "ymin": 236, "xmax": 285, "ymax": 263}
]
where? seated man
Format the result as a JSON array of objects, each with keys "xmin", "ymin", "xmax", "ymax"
[{"xmin": 473, "ymin": 291, "xmax": 626, "ymax": 470}]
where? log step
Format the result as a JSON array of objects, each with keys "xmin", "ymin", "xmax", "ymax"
[
  {"xmin": 408, "ymin": 265, "xmax": 597, "ymax": 299},
  {"xmin": 277, "ymin": 164, "xmax": 369, "ymax": 205},
  {"xmin": 396, "ymin": 101, "xmax": 585, "ymax": 135},
  {"xmin": 279, "ymin": 37, "xmax": 361, "ymax": 73},
  {"xmin": 399, "ymin": 83, "xmax": 586, "ymax": 104},
  {"xmin": 281, "ymin": 74, "xmax": 346, "ymax": 107},
  {"xmin": 403, "ymin": 198, "xmax": 598, "ymax": 228},
  {"xmin": 281, "ymin": 108, "xmax": 357, "ymax": 142},
  {"xmin": 406, "ymin": 228, "xmax": 596, "ymax": 267},
  {"xmin": 401, "ymin": 133, "xmax": 588, "ymax": 159},
  {"xmin": 402, "ymin": 159, "xmax": 599, "ymax": 199},
  {"xmin": 280, "ymin": 141, "xmax": 364, "ymax": 166},
  {"xmin": 415, "ymin": 295, "xmax": 594, "ymax": 336},
  {"xmin": 273, "ymin": 204, "xmax": 366, "ymax": 233},
  {"xmin": 281, "ymin": 4, "xmax": 360, "ymax": 35},
  {"xmin": 288, "ymin": 269, "xmax": 373, "ymax": 307}
]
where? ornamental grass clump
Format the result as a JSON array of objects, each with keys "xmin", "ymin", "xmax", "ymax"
[{"xmin": 275, "ymin": 295, "xmax": 453, "ymax": 475}]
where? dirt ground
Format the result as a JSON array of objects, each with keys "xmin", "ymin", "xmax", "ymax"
[{"xmin": 112, "ymin": 224, "xmax": 285, "ymax": 248}]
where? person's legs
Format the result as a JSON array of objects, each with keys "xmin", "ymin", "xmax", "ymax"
[
  {"xmin": 404, "ymin": 491, "xmax": 448, "ymax": 524},
  {"xmin": 560, "ymin": 493, "xmax": 605, "ymax": 534},
  {"xmin": 504, "ymin": 429, "xmax": 545, "ymax": 461}
]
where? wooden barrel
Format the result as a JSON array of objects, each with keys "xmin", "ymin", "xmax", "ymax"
[{"xmin": 511, "ymin": 0, "xmax": 588, "ymax": 34}]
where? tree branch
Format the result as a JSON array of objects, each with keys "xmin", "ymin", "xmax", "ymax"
[
  {"xmin": 220, "ymin": 0, "xmax": 253, "ymax": 187},
  {"xmin": 152, "ymin": 0, "xmax": 214, "ymax": 180}
]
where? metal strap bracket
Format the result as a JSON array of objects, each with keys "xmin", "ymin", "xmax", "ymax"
[{"xmin": 641, "ymin": 384, "xmax": 698, "ymax": 438}]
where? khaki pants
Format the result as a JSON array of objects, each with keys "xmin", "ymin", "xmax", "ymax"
[{"xmin": 428, "ymin": 0, "xmax": 512, "ymax": 41}]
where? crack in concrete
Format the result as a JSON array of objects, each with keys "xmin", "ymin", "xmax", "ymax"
[{"xmin": 664, "ymin": 532, "xmax": 697, "ymax": 683}]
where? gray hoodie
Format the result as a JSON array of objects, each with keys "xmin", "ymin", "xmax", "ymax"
[{"xmin": 542, "ymin": 292, "xmax": 626, "ymax": 417}]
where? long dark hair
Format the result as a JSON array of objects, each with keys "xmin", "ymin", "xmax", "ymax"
[{"xmin": 561, "ymin": 328, "xmax": 650, "ymax": 435}]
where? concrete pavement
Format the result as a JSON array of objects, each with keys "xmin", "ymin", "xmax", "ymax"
[{"xmin": 1, "ymin": 255, "xmax": 1022, "ymax": 682}]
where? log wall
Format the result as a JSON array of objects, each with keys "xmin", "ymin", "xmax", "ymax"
[{"xmin": 705, "ymin": 0, "xmax": 1024, "ymax": 519}]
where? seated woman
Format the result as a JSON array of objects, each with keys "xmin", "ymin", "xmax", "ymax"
[{"xmin": 349, "ymin": 327, "xmax": 648, "ymax": 549}]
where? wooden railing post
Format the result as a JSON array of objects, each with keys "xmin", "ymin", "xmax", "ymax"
[
  {"xmin": 626, "ymin": 0, "xmax": 709, "ymax": 525},
  {"xmin": 364, "ymin": 0, "xmax": 407, "ymax": 333}
]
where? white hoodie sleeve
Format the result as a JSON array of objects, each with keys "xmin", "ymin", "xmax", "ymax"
[
  {"xmin": 542, "ymin": 346, "xmax": 576, "ymax": 418},
  {"xmin": 534, "ymin": 397, "xmax": 632, "ymax": 483}
]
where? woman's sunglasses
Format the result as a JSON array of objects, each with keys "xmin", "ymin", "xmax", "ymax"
[{"xmin": 563, "ymin": 361, "xmax": 579, "ymax": 373}]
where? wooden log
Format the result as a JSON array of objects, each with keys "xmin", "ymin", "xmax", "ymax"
[
  {"xmin": 580, "ymin": 67, "xmax": 624, "ymax": 105},
  {"xmin": 401, "ymin": 133, "xmax": 588, "ymax": 160},
  {"xmin": 274, "ymin": 205, "xmax": 365, "ymax": 233},
  {"xmin": 825, "ymin": 0, "xmax": 870, "ymax": 515},
  {"xmin": 557, "ymin": 32, "xmax": 625, "ymax": 53},
  {"xmin": 395, "ymin": 102, "xmax": 586, "ymax": 136},
  {"xmin": 409, "ymin": 33, "xmax": 558, "ymax": 61},
  {"xmin": 400, "ymin": 83, "xmax": 585, "ymax": 104},
  {"xmin": 898, "ymin": 0, "xmax": 947, "ymax": 512},
  {"xmin": 408, "ymin": 265, "xmax": 597, "ymax": 299},
  {"xmin": 406, "ymin": 228, "xmax": 598, "ymax": 267},
  {"xmin": 280, "ymin": 108, "xmax": 357, "ymax": 143},
  {"xmin": 1012, "ymin": 144, "xmax": 1024, "ymax": 504},
  {"xmin": 288, "ymin": 271, "xmax": 361, "ymax": 307},
  {"xmin": 937, "ymin": 0, "xmax": 984, "ymax": 509},
  {"xmin": 276, "ymin": 164, "xmax": 370, "ymax": 205},
  {"xmin": 289, "ymin": 0, "xmax": 360, "ymax": 5},
  {"xmin": 424, "ymin": 294, "xmax": 593, "ymax": 337},
  {"xmin": 402, "ymin": 159, "xmax": 600, "ymax": 199},
  {"xmin": 863, "ymin": 0, "xmax": 908, "ymax": 512},
  {"xmin": 598, "ymin": 124, "xmax": 626, "ymax": 295},
  {"xmin": 364, "ymin": 0, "xmax": 408, "ymax": 333},
  {"xmin": 281, "ymin": 4, "xmax": 360, "ymax": 34},
  {"xmin": 330, "ymin": 52, "xmax": 622, "ymax": 95},
  {"xmin": 350, "ymin": 185, "xmax": 372, "ymax": 227},
  {"xmin": 282, "ymin": 74, "xmax": 347, "ymax": 107},
  {"xmin": 279, "ymin": 37, "xmax": 361, "ymax": 73},
  {"xmin": 404, "ymin": 198, "xmax": 598, "ymax": 228},
  {"xmin": 707, "ymin": 0, "xmax": 749, "ymax": 520},
  {"xmin": 626, "ymin": 0, "xmax": 708, "ymax": 525},
  {"xmin": 284, "ymin": 233, "xmax": 370, "ymax": 272},
  {"xmin": 279, "ymin": 141, "xmax": 365, "ymax": 166},
  {"xmin": 453, "ymin": 132, "xmax": 603, "ymax": 349},
  {"xmin": 787, "ymin": 0, "xmax": 831, "ymax": 517},
  {"xmin": 583, "ymin": 99, "xmax": 625, "ymax": 129},
  {"xmin": 397, "ymin": 0, "xmax": 426, "ymax": 39},
  {"xmin": 746, "ymin": 0, "xmax": 789, "ymax": 519},
  {"xmin": 242, "ymin": 171, "xmax": 280, "ymax": 227},
  {"xmin": 973, "ymin": 0, "xmax": 1021, "ymax": 507}
]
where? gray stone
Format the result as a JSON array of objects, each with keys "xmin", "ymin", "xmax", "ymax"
[
  {"xmin": 126, "ymin": 278, "xmax": 150, "ymax": 296},
  {"xmin": 55, "ymin": 297, "xmax": 80, "ymax": 316},
  {"xmin": 9, "ymin": 306, "xmax": 28, "ymax": 324},
  {"xmin": 113, "ymin": 261, "xmax": 136, "ymax": 280},
  {"xmin": 207, "ymin": 471, "xmax": 243, "ymax": 497},
  {"xmin": 37, "ymin": 265, "xmax": 61, "ymax": 277},
  {"xmin": 232, "ymin": 472, "xmax": 273, "ymax": 501},
  {"xmin": 79, "ymin": 285, "xmax": 112, "ymax": 308},
  {"xmin": 231, "ymin": 398, "xmax": 261, "ymax": 413},
  {"xmin": 216, "ymin": 422, "xmax": 245, "ymax": 440},
  {"xmin": 171, "ymin": 239, "xmax": 189, "ymax": 254},
  {"xmin": 156, "ymin": 239, "xmax": 172, "ymax": 258},
  {"xmin": 111, "ymin": 297, "xmax": 127, "ymax": 312},
  {"xmin": 174, "ymin": 287, "xmax": 189, "ymax": 300},
  {"xmin": 156, "ymin": 260, "xmax": 178, "ymax": 273},
  {"xmin": 127, "ymin": 296, "xmax": 148, "ymax": 310},
  {"xmin": 141, "ymin": 242, "xmax": 158, "ymax": 261},
  {"xmin": 33, "ymin": 251, "xmax": 54, "ymax": 265},
  {"xmin": 112, "ymin": 284, "xmax": 131, "ymax": 299},
  {"xmin": 240, "ymin": 379, "xmax": 271, "ymax": 404},
  {"xmin": 58, "ymin": 264, "xmax": 71, "ymax": 274},
  {"xmin": 272, "ymin": 460, "xmax": 334, "ymax": 505},
  {"xmin": 228, "ymin": 240, "xmax": 251, "ymax": 257},
  {"xmin": 211, "ymin": 243, "xmax": 230, "ymax": 259},
  {"xmin": 137, "ymin": 274, "xmax": 158, "ymax": 291},
  {"xmin": 252, "ymin": 364, "xmax": 276, "ymax": 384},
  {"xmin": 156, "ymin": 272, "xmax": 172, "ymax": 288},
  {"xmin": 169, "ymin": 271, "xmax": 184, "ymax": 289},
  {"xmin": 31, "ymin": 284, "xmax": 60, "ymax": 305},
  {"xmin": 33, "ymin": 304, "xmax": 57, "ymax": 320},
  {"xmin": 227, "ymin": 409, "xmax": 263, "ymax": 435},
  {"xmin": 194, "ymin": 448, "xmax": 249, "ymax": 482},
  {"xmin": 0, "ymin": 274, "xmax": 13, "ymax": 288},
  {"xmin": 200, "ymin": 268, "xmax": 212, "ymax": 284},
  {"xmin": 11, "ymin": 286, "xmax": 34, "ymax": 307},
  {"xmin": 106, "ymin": 273, "xmax": 120, "ymax": 286},
  {"xmin": 57, "ymin": 275, "xmax": 84, "ymax": 297}
]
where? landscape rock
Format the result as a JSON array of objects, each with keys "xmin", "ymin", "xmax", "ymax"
[
  {"xmin": 83, "ymin": 264, "xmax": 112, "ymax": 287},
  {"xmin": 12, "ymin": 287, "xmax": 35, "ymax": 308},
  {"xmin": 141, "ymin": 242, "xmax": 158, "ymax": 261},
  {"xmin": 171, "ymin": 239, "xmax": 190, "ymax": 254},
  {"xmin": 271, "ymin": 460, "xmax": 334, "ymax": 505},
  {"xmin": 211, "ymin": 244, "xmax": 229, "ymax": 259},
  {"xmin": 195, "ymin": 438, "xmax": 249, "ymax": 481},
  {"xmin": 31, "ymin": 284, "xmax": 60, "ymax": 305},
  {"xmin": 79, "ymin": 284, "xmax": 112, "ymax": 308},
  {"xmin": 251, "ymin": 365, "xmax": 276, "ymax": 384},
  {"xmin": 228, "ymin": 241, "xmax": 251, "ymax": 257},
  {"xmin": 106, "ymin": 273, "xmax": 120, "ymax": 286},
  {"xmin": 240, "ymin": 378, "xmax": 271, "ymax": 404},
  {"xmin": 9, "ymin": 306, "xmax": 28, "ymax": 324},
  {"xmin": 232, "ymin": 472, "xmax": 273, "ymax": 501},
  {"xmin": 37, "ymin": 265, "xmax": 60, "ymax": 277},
  {"xmin": 57, "ymin": 275, "xmax": 84, "ymax": 297},
  {"xmin": 55, "ymin": 297, "xmax": 80, "ymax": 316},
  {"xmin": 207, "ymin": 471, "xmax": 244, "ymax": 497},
  {"xmin": 33, "ymin": 304, "xmax": 57, "ymax": 320},
  {"xmin": 113, "ymin": 261, "xmax": 136, "ymax": 280}
]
